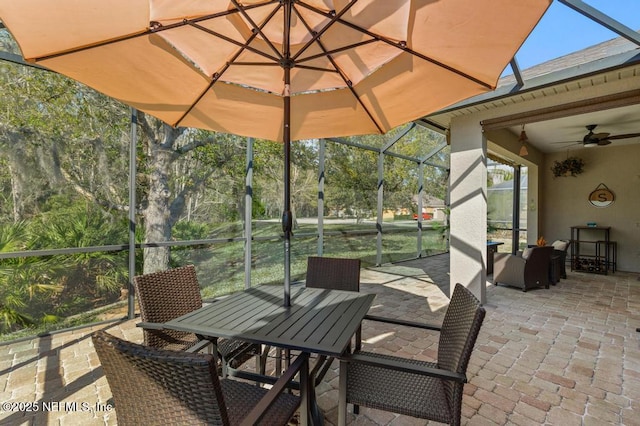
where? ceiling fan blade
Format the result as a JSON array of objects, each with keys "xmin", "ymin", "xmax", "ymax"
[
  {"xmin": 606, "ymin": 132, "xmax": 640, "ymax": 140},
  {"xmin": 597, "ymin": 139, "xmax": 611, "ymax": 146},
  {"xmin": 554, "ymin": 144, "xmax": 581, "ymax": 150},
  {"xmin": 550, "ymin": 140, "xmax": 580, "ymax": 144},
  {"xmin": 591, "ymin": 132, "xmax": 610, "ymax": 139}
]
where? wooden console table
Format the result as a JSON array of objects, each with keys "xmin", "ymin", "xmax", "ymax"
[{"xmin": 570, "ymin": 226, "xmax": 616, "ymax": 275}]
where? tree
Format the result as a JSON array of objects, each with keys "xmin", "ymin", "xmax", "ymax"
[
  {"xmin": 325, "ymin": 143, "xmax": 378, "ymax": 221},
  {"xmin": 136, "ymin": 115, "xmax": 247, "ymax": 273},
  {"xmin": 253, "ymin": 139, "xmax": 318, "ymax": 228},
  {"xmin": 323, "ymin": 126, "xmax": 448, "ymax": 222},
  {"xmin": 0, "ymin": 53, "xmax": 250, "ymax": 274},
  {"xmin": 0, "ymin": 57, "xmax": 131, "ymax": 221}
]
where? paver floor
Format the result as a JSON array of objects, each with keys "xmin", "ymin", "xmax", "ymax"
[{"xmin": 1, "ymin": 254, "xmax": 639, "ymax": 425}]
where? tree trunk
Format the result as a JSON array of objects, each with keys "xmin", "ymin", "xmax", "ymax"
[
  {"xmin": 140, "ymin": 118, "xmax": 184, "ymax": 274},
  {"xmin": 3, "ymin": 130, "xmax": 34, "ymax": 221}
]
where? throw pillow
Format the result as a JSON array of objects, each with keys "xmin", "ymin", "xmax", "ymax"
[{"xmin": 552, "ymin": 240, "xmax": 569, "ymax": 251}]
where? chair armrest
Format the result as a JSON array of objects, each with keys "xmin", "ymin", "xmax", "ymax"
[
  {"xmin": 136, "ymin": 322, "xmax": 211, "ymax": 353},
  {"xmin": 494, "ymin": 252, "xmax": 525, "ymax": 270},
  {"xmin": 342, "ymin": 352, "xmax": 467, "ymax": 383},
  {"xmin": 185, "ymin": 339, "xmax": 213, "ymax": 353},
  {"xmin": 240, "ymin": 352, "xmax": 308, "ymax": 426},
  {"xmin": 364, "ymin": 314, "xmax": 442, "ymax": 331},
  {"xmin": 136, "ymin": 321, "xmax": 165, "ymax": 330}
]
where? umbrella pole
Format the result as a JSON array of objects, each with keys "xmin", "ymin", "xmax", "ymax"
[
  {"xmin": 282, "ymin": 1, "xmax": 293, "ymax": 307},
  {"xmin": 283, "ymin": 71, "xmax": 292, "ymax": 307}
]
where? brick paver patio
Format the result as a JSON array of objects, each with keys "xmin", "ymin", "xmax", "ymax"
[{"xmin": 1, "ymin": 254, "xmax": 639, "ymax": 425}]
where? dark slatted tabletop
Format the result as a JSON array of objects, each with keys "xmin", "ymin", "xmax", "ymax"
[{"xmin": 164, "ymin": 285, "xmax": 375, "ymax": 357}]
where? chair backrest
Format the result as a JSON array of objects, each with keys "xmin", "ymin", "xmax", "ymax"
[
  {"xmin": 92, "ymin": 330, "xmax": 228, "ymax": 425},
  {"xmin": 306, "ymin": 256, "xmax": 361, "ymax": 291},
  {"xmin": 134, "ymin": 265, "xmax": 202, "ymax": 348},
  {"xmin": 523, "ymin": 245, "xmax": 553, "ymax": 270},
  {"xmin": 437, "ymin": 284, "xmax": 486, "ymax": 413},
  {"xmin": 306, "ymin": 256, "xmax": 362, "ymax": 354}
]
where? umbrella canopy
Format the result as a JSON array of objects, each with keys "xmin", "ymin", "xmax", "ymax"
[{"xmin": 0, "ymin": 0, "xmax": 551, "ymax": 305}]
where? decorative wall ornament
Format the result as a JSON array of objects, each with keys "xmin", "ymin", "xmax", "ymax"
[
  {"xmin": 588, "ymin": 183, "xmax": 615, "ymax": 208},
  {"xmin": 551, "ymin": 156, "xmax": 585, "ymax": 177}
]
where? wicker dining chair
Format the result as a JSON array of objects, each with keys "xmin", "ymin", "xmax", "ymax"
[
  {"xmin": 306, "ymin": 256, "xmax": 362, "ymax": 379},
  {"xmin": 134, "ymin": 265, "xmax": 260, "ymax": 375},
  {"xmin": 339, "ymin": 283, "xmax": 486, "ymax": 426},
  {"xmin": 305, "ymin": 256, "xmax": 361, "ymax": 293},
  {"xmin": 92, "ymin": 330, "xmax": 301, "ymax": 426}
]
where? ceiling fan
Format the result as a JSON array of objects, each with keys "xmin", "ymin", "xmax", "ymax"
[{"xmin": 554, "ymin": 124, "xmax": 640, "ymax": 147}]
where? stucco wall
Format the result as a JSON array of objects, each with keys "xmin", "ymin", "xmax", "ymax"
[{"xmin": 542, "ymin": 144, "xmax": 640, "ymax": 272}]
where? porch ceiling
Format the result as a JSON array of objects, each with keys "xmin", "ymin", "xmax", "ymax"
[{"xmin": 424, "ymin": 40, "xmax": 640, "ymax": 154}]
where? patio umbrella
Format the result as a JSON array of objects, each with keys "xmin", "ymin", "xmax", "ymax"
[{"xmin": 0, "ymin": 0, "xmax": 551, "ymax": 306}]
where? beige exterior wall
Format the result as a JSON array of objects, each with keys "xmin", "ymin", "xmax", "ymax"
[
  {"xmin": 445, "ymin": 68, "xmax": 640, "ymax": 303},
  {"xmin": 480, "ymin": 100, "xmax": 640, "ymax": 273},
  {"xmin": 542, "ymin": 144, "xmax": 640, "ymax": 272},
  {"xmin": 488, "ymin": 132, "xmax": 639, "ymax": 272}
]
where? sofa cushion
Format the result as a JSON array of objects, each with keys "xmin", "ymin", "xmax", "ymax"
[{"xmin": 522, "ymin": 247, "xmax": 534, "ymax": 260}]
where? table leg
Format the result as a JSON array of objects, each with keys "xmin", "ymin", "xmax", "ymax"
[
  {"xmin": 338, "ymin": 359, "xmax": 347, "ymax": 426},
  {"xmin": 300, "ymin": 355, "xmax": 309, "ymax": 426}
]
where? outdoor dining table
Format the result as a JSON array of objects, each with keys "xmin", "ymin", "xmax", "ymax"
[{"xmin": 163, "ymin": 284, "xmax": 375, "ymax": 426}]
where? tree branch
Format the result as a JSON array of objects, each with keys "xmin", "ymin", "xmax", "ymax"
[{"xmin": 58, "ymin": 166, "xmax": 130, "ymax": 212}]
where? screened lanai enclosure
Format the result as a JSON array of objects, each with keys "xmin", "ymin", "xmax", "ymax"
[{"xmin": 0, "ymin": 49, "xmax": 453, "ymax": 341}]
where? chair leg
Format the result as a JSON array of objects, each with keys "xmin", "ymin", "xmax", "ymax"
[
  {"xmin": 255, "ymin": 353, "xmax": 261, "ymax": 376},
  {"xmin": 221, "ymin": 358, "xmax": 229, "ymax": 378},
  {"xmin": 275, "ymin": 348, "xmax": 282, "ymax": 376},
  {"xmin": 259, "ymin": 345, "xmax": 270, "ymax": 375}
]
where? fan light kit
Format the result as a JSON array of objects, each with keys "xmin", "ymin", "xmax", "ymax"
[{"xmin": 518, "ymin": 124, "xmax": 529, "ymax": 156}]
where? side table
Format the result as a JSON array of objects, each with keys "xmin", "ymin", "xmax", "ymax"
[{"xmin": 487, "ymin": 241, "xmax": 504, "ymax": 274}]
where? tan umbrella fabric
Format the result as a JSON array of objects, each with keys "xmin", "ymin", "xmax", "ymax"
[
  {"xmin": 0, "ymin": 0, "xmax": 551, "ymax": 142},
  {"xmin": 0, "ymin": 0, "xmax": 551, "ymax": 304}
]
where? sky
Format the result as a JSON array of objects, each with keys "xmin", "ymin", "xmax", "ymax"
[{"xmin": 504, "ymin": 0, "xmax": 640, "ymax": 74}]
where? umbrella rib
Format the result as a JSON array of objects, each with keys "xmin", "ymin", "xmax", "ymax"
[
  {"xmin": 291, "ymin": 0, "xmax": 359, "ymax": 62},
  {"xmin": 230, "ymin": 0, "xmax": 284, "ymax": 60},
  {"xmin": 32, "ymin": 6, "xmax": 263, "ymax": 62},
  {"xmin": 293, "ymin": 6, "xmax": 384, "ymax": 134},
  {"xmin": 153, "ymin": 3, "xmax": 275, "ymax": 32},
  {"xmin": 294, "ymin": 64, "xmax": 339, "ymax": 73},
  {"xmin": 231, "ymin": 62, "xmax": 282, "ymax": 67},
  {"xmin": 232, "ymin": 61, "xmax": 337, "ymax": 73},
  {"xmin": 296, "ymin": 2, "xmax": 494, "ymax": 89},
  {"xmin": 189, "ymin": 22, "xmax": 280, "ymax": 63},
  {"xmin": 173, "ymin": 7, "xmax": 280, "ymax": 127},
  {"xmin": 335, "ymin": 19, "xmax": 493, "ymax": 89},
  {"xmin": 33, "ymin": 31, "xmax": 149, "ymax": 62},
  {"xmin": 296, "ymin": 39, "xmax": 378, "ymax": 64}
]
